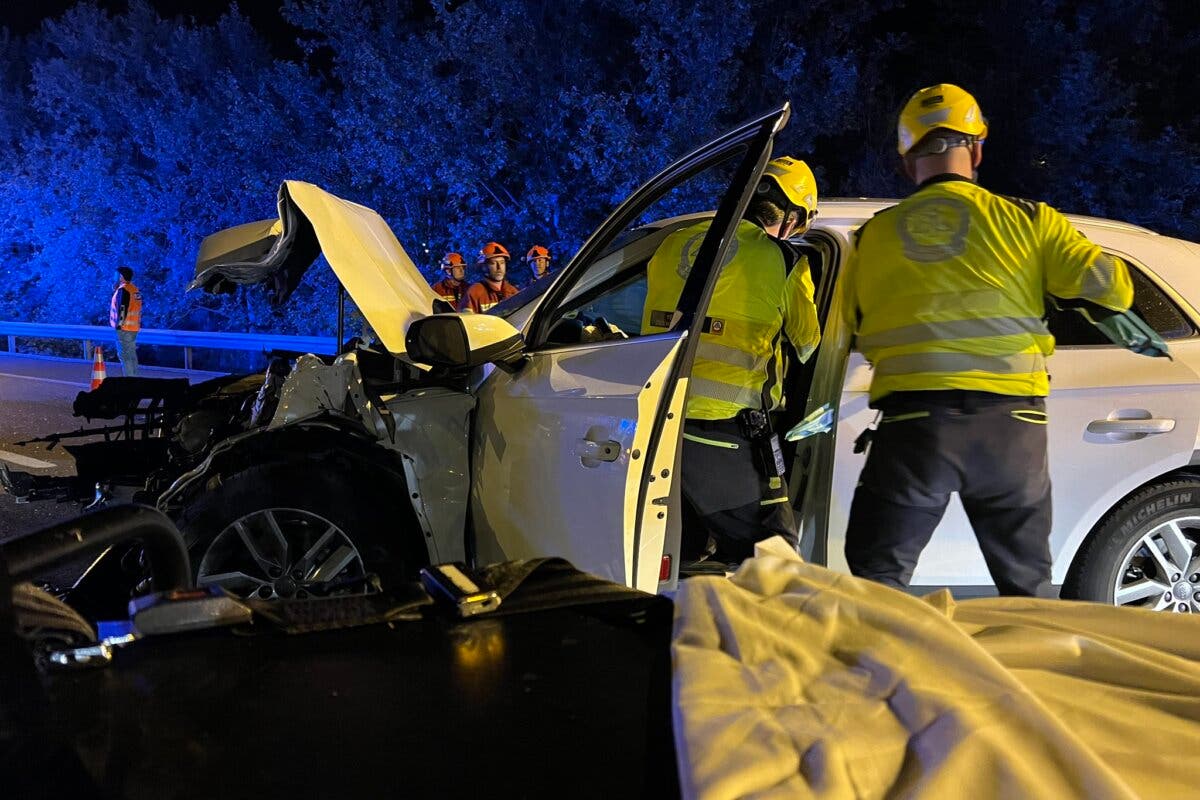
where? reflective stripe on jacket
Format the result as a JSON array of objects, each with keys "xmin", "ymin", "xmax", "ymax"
[
  {"xmin": 842, "ymin": 176, "xmax": 1134, "ymax": 402},
  {"xmin": 642, "ymin": 219, "xmax": 821, "ymax": 421},
  {"xmin": 109, "ymin": 281, "xmax": 143, "ymax": 332},
  {"xmin": 459, "ymin": 280, "xmax": 519, "ymax": 313}
]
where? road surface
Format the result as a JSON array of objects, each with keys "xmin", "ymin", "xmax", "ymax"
[{"xmin": 0, "ymin": 353, "xmax": 219, "ymax": 545}]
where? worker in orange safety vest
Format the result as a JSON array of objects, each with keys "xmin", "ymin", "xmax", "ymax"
[{"xmin": 109, "ymin": 266, "xmax": 143, "ymax": 376}]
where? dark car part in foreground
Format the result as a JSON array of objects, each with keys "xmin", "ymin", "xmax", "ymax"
[{"xmin": 1, "ymin": 505, "xmax": 678, "ymax": 798}]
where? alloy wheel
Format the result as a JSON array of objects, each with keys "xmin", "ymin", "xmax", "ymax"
[
  {"xmin": 196, "ymin": 508, "xmax": 367, "ymax": 599},
  {"xmin": 1112, "ymin": 515, "xmax": 1200, "ymax": 613}
]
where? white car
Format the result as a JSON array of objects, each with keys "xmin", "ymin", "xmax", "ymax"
[{"xmin": 179, "ymin": 103, "xmax": 1200, "ymax": 612}]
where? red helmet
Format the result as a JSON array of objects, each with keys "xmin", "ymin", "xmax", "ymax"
[
  {"xmin": 524, "ymin": 245, "xmax": 550, "ymax": 263},
  {"xmin": 479, "ymin": 242, "xmax": 510, "ymax": 262},
  {"xmin": 440, "ymin": 252, "xmax": 465, "ymax": 269}
]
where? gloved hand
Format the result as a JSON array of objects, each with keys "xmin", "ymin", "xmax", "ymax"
[
  {"xmin": 1049, "ymin": 294, "xmax": 1173, "ymax": 360},
  {"xmin": 784, "ymin": 403, "xmax": 834, "ymax": 442},
  {"xmin": 1093, "ymin": 310, "xmax": 1172, "ymax": 359}
]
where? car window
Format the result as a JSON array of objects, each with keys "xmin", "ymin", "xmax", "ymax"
[
  {"xmin": 1047, "ymin": 259, "xmax": 1195, "ymax": 345},
  {"xmin": 521, "ymin": 105, "xmax": 789, "ymax": 350},
  {"xmin": 563, "ymin": 273, "xmax": 648, "ymax": 336},
  {"xmin": 536, "ymin": 218, "xmax": 708, "ymax": 343},
  {"xmin": 533, "ymin": 160, "xmax": 740, "ymax": 348}
]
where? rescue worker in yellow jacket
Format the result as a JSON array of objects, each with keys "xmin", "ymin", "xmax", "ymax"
[
  {"xmin": 842, "ymin": 84, "xmax": 1168, "ymax": 596},
  {"xmin": 110, "ymin": 265, "xmax": 143, "ymax": 376},
  {"xmin": 642, "ymin": 156, "xmax": 822, "ymax": 564}
]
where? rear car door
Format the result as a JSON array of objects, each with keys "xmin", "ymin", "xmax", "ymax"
[{"xmin": 471, "ymin": 106, "xmax": 790, "ymax": 592}]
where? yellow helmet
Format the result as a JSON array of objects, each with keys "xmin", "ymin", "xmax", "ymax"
[
  {"xmin": 758, "ymin": 156, "xmax": 818, "ymax": 215},
  {"xmin": 897, "ymin": 84, "xmax": 988, "ymax": 156}
]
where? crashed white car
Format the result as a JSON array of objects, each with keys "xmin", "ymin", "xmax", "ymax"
[{"xmin": 178, "ymin": 104, "xmax": 1200, "ymax": 611}]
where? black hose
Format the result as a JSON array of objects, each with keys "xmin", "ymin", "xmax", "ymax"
[{"xmin": 2, "ymin": 505, "xmax": 192, "ymax": 591}]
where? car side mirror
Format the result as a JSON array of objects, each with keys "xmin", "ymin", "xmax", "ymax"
[{"xmin": 405, "ymin": 314, "xmax": 528, "ymax": 373}]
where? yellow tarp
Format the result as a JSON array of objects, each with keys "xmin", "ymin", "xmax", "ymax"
[{"xmin": 672, "ymin": 545, "xmax": 1200, "ymax": 799}]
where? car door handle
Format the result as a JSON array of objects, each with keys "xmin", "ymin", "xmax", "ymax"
[
  {"xmin": 576, "ymin": 439, "xmax": 621, "ymax": 465},
  {"xmin": 1086, "ymin": 418, "xmax": 1175, "ymax": 435}
]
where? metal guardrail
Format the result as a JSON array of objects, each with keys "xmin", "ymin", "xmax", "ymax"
[{"xmin": 0, "ymin": 322, "xmax": 335, "ymax": 369}]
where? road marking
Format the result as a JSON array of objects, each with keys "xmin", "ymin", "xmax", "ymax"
[
  {"xmin": 0, "ymin": 370, "xmax": 90, "ymax": 389},
  {"xmin": 0, "ymin": 449, "xmax": 56, "ymax": 469}
]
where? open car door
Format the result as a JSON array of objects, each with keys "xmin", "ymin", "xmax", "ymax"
[{"xmin": 471, "ymin": 106, "xmax": 791, "ymax": 592}]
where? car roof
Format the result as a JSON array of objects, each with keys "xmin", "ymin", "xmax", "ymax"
[
  {"xmin": 811, "ymin": 198, "xmax": 1200, "ymax": 323},
  {"xmin": 814, "ymin": 198, "xmax": 1160, "ymax": 237}
]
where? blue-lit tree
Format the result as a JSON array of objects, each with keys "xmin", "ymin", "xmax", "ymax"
[
  {"xmin": 6, "ymin": 1, "xmax": 338, "ymax": 334},
  {"xmin": 2, "ymin": 0, "xmax": 1199, "ymax": 340}
]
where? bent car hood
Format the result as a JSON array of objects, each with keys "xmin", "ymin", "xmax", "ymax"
[{"xmin": 190, "ymin": 181, "xmax": 440, "ymax": 355}]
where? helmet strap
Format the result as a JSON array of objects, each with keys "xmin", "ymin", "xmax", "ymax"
[{"xmin": 910, "ymin": 132, "xmax": 975, "ymax": 158}]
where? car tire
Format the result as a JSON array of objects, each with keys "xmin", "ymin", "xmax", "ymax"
[
  {"xmin": 1063, "ymin": 478, "xmax": 1200, "ymax": 613},
  {"xmin": 176, "ymin": 459, "xmax": 428, "ymax": 598}
]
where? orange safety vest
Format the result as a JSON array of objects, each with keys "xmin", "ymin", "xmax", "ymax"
[
  {"xmin": 110, "ymin": 281, "xmax": 143, "ymax": 332},
  {"xmin": 459, "ymin": 280, "xmax": 519, "ymax": 313}
]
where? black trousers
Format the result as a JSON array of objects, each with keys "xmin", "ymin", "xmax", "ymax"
[
  {"xmin": 679, "ymin": 418, "xmax": 798, "ymax": 563},
  {"xmin": 844, "ymin": 391, "xmax": 1054, "ymax": 597}
]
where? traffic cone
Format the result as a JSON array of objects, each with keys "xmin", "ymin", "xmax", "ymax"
[{"xmin": 90, "ymin": 346, "xmax": 107, "ymax": 390}]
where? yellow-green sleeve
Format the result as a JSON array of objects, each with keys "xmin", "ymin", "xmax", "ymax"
[
  {"xmin": 1040, "ymin": 204, "xmax": 1134, "ymax": 311},
  {"xmin": 782, "ymin": 255, "xmax": 821, "ymax": 363}
]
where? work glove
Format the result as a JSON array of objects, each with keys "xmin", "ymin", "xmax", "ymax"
[
  {"xmin": 1047, "ymin": 295, "xmax": 1172, "ymax": 359},
  {"xmin": 784, "ymin": 403, "xmax": 834, "ymax": 442},
  {"xmin": 1092, "ymin": 311, "xmax": 1171, "ymax": 359}
]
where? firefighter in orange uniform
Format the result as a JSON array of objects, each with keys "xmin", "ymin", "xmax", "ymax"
[
  {"xmin": 431, "ymin": 252, "xmax": 469, "ymax": 307},
  {"xmin": 524, "ymin": 245, "xmax": 552, "ymax": 283},
  {"xmin": 460, "ymin": 242, "xmax": 520, "ymax": 313}
]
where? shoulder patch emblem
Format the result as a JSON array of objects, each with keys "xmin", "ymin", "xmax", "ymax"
[{"xmin": 896, "ymin": 196, "xmax": 971, "ymax": 262}]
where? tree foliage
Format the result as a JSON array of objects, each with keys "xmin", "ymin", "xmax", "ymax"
[{"xmin": 2, "ymin": 0, "xmax": 1198, "ymax": 337}]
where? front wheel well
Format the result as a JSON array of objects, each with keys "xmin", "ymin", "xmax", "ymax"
[
  {"xmin": 184, "ymin": 422, "xmax": 410, "ymax": 501},
  {"xmin": 177, "ymin": 457, "xmax": 429, "ymax": 593},
  {"xmin": 1061, "ymin": 466, "xmax": 1200, "ymax": 597}
]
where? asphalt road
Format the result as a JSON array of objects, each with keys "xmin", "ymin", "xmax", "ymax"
[{"xmin": 0, "ymin": 353, "xmax": 217, "ymax": 546}]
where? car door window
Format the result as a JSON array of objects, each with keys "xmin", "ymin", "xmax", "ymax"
[
  {"xmin": 530, "ymin": 155, "xmax": 751, "ymax": 347},
  {"xmin": 522, "ymin": 102, "xmax": 787, "ymax": 351},
  {"xmin": 564, "ymin": 271, "xmax": 648, "ymax": 336},
  {"xmin": 1048, "ymin": 258, "xmax": 1195, "ymax": 345}
]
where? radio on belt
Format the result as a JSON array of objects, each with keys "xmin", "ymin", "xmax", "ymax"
[{"xmin": 419, "ymin": 562, "xmax": 501, "ymax": 617}]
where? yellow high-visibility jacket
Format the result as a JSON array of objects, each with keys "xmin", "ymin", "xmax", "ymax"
[
  {"xmin": 843, "ymin": 175, "xmax": 1134, "ymax": 402},
  {"xmin": 642, "ymin": 219, "xmax": 821, "ymax": 421}
]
